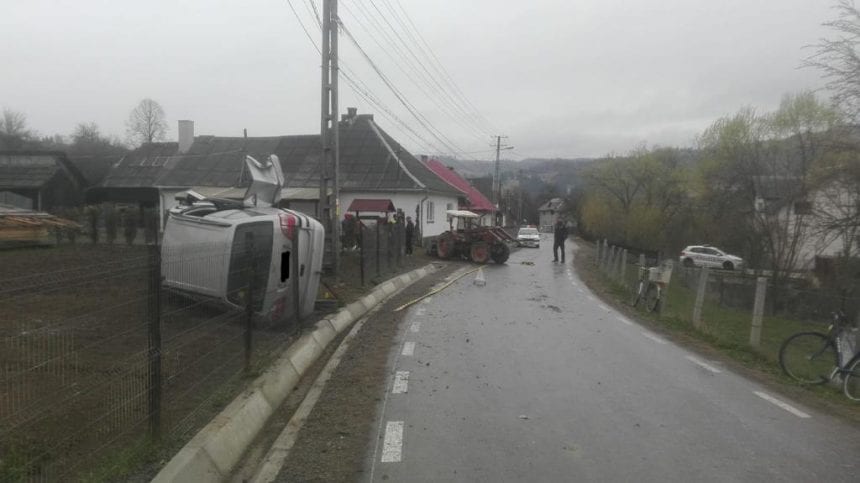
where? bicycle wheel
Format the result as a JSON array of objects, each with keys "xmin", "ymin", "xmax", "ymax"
[
  {"xmin": 843, "ymin": 356, "xmax": 860, "ymax": 402},
  {"xmin": 630, "ymin": 282, "xmax": 643, "ymax": 307},
  {"xmin": 778, "ymin": 332, "xmax": 837, "ymax": 385},
  {"xmin": 645, "ymin": 285, "xmax": 660, "ymax": 313}
]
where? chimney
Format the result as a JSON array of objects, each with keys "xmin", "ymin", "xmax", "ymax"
[
  {"xmin": 178, "ymin": 120, "xmax": 194, "ymax": 154},
  {"xmin": 341, "ymin": 107, "xmax": 359, "ymax": 122}
]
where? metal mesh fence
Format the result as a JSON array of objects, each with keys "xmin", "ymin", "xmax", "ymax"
[
  {"xmin": 0, "ymin": 241, "xmax": 300, "ymax": 481},
  {"xmin": 596, "ymin": 242, "xmax": 860, "ymax": 366}
]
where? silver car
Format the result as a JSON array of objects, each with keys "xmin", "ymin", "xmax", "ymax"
[{"xmin": 517, "ymin": 227, "xmax": 540, "ymax": 248}]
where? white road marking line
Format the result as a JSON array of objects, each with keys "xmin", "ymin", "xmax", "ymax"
[
  {"xmin": 598, "ymin": 304, "xmax": 609, "ymax": 311},
  {"xmin": 422, "ymin": 296, "xmax": 434, "ymax": 304},
  {"xmin": 572, "ymin": 281, "xmax": 578, "ymax": 286},
  {"xmin": 685, "ymin": 355, "xmax": 722, "ymax": 374},
  {"xmin": 392, "ymin": 371, "xmax": 409, "ymax": 394},
  {"xmin": 410, "ymin": 321, "xmax": 421, "ymax": 333},
  {"xmin": 577, "ymin": 288, "xmax": 584, "ymax": 293},
  {"xmin": 754, "ymin": 391, "xmax": 811, "ymax": 419},
  {"xmin": 641, "ymin": 332, "xmax": 667, "ymax": 344},
  {"xmin": 586, "ymin": 295, "xmax": 595, "ymax": 301},
  {"xmin": 381, "ymin": 421, "xmax": 404, "ymax": 462},
  {"xmin": 615, "ymin": 316, "xmax": 633, "ymax": 326},
  {"xmin": 416, "ymin": 306, "xmax": 427, "ymax": 316},
  {"xmin": 401, "ymin": 341, "xmax": 415, "ymax": 356}
]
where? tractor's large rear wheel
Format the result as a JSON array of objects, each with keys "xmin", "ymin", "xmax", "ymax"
[
  {"xmin": 470, "ymin": 242, "xmax": 490, "ymax": 264},
  {"xmin": 490, "ymin": 242, "xmax": 510, "ymax": 264},
  {"xmin": 436, "ymin": 234, "xmax": 454, "ymax": 259}
]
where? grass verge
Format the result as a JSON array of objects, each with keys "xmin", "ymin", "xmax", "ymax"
[{"xmin": 573, "ymin": 239, "xmax": 860, "ymax": 422}]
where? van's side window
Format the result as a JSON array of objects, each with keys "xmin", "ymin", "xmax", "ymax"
[{"xmin": 281, "ymin": 251, "xmax": 290, "ymax": 283}]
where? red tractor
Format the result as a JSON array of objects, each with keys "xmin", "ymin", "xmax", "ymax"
[{"xmin": 432, "ymin": 210, "xmax": 516, "ymax": 264}]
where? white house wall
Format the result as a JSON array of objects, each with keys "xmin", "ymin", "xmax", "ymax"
[{"xmin": 338, "ymin": 191, "xmax": 459, "ymax": 239}]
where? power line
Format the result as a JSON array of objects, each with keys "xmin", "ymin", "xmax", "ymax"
[
  {"xmin": 339, "ymin": 0, "xmax": 490, "ymax": 143},
  {"xmin": 351, "ymin": 0, "xmax": 493, "ymax": 141},
  {"xmin": 388, "ymin": 0, "xmax": 500, "ymax": 134},
  {"xmin": 337, "ymin": 18, "xmax": 474, "ymax": 158},
  {"xmin": 285, "ymin": 0, "xmax": 448, "ymax": 156}
]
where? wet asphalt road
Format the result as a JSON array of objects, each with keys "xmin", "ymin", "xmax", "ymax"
[{"xmin": 364, "ymin": 238, "xmax": 860, "ymax": 482}]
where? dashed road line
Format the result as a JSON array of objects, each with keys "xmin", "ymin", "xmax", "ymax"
[
  {"xmin": 615, "ymin": 316, "xmax": 633, "ymax": 326},
  {"xmin": 641, "ymin": 332, "xmax": 667, "ymax": 344},
  {"xmin": 598, "ymin": 304, "xmax": 609, "ymax": 311},
  {"xmin": 401, "ymin": 341, "xmax": 415, "ymax": 356},
  {"xmin": 685, "ymin": 355, "xmax": 722, "ymax": 374},
  {"xmin": 422, "ymin": 296, "xmax": 434, "ymax": 304},
  {"xmin": 410, "ymin": 321, "xmax": 421, "ymax": 333},
  {"xmin": 392, "ymin": 371, "xmax": 409, "ymax": 394},
  {"xmin": 754, "ymin": 391, "xmax": 811, "ymax": 419},
  {"xmin": 577, "ymin": 288, "xmax": 584, "ymax": 294},
  {"xmin": 586, "ymin": 295, "xmax": 595, "ymax": 301},
  {"xmin": 416, "ymin": 306, "xmax": 427, "ymax": 316},
  {"xmin": 381, "ymin": 421, "xmax": 404, "ymax": 462}
]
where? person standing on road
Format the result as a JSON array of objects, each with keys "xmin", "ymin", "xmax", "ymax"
[
  {"xmin": 553, "ymin": 219, "xmax": 568, "ymax": 263},
  {"xmin": 405, "ymin": 216, "xmax": 415, "ymax": 255}
]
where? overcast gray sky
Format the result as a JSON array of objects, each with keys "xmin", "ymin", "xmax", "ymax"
[{"xmin": 0, "ymin": 0, "xmax": 838, "ymax": 159}]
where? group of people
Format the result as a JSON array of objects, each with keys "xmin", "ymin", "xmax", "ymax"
[{"xmin": 341, "ymin": 212, "xmax": 416, "ymax": 255}]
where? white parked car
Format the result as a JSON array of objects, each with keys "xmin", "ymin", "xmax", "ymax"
[
  {"xmin": 679, "ymin": 245, "xmax": 744, "ymax": 271},
  {"xmin": 162, "ymin": 155, "xmax": 324, "ymax": 323},
  {"xmin": 517, "ymin": 226, "xmax": 540, "ymax": 248}
]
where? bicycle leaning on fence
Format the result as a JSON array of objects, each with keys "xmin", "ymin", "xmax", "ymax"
[
  {"xmin": 630, "ymin": 262, "xmax": 673, "ymax": 313},
  {"xmin": 779, "ymin": 309, "xmax": 860, "ymax": 401}
]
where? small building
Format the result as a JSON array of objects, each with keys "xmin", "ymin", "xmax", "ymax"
[
  {"xmin": 538, "ymin": 197, "xmax": 565, "ymax": 232},
  {"xmin": 0, "ymin": 151, "xmax": 87, "ymax": 211}
]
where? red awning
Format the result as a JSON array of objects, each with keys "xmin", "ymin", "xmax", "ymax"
[{"xmin": 347, "ymin": 198, "xmax": 396, "ymax": 212}]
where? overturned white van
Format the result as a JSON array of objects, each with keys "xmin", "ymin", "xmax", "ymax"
[{"xmin": 161, "ymin": 155, "xmax": 324, "ymax": 322}]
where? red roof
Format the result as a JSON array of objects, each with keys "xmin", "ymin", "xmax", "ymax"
[
  {"xmin": 423, "ymin": 158, "xmax": 495, "ymax": 212},
  {"xmin": 347, "ymin": 198, "xmax": 396, "ymax": 212}
]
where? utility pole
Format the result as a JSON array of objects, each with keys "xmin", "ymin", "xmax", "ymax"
[
  {"xmin": 492, "ymin": 135, "xmax": 512, "ymax": 226},
  {"xmin": 320, "ymin": 0, "xmax": 340, "ymax": 275}
]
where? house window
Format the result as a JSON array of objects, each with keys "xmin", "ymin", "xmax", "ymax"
[
  {"xmin": 139, "ymin": 157, "xmax": 151, "ymax": 167},
  {"xmin": 426, "ymin": 201, "xmax": 435, "ymax": 223},
  {"xmin": 446, "ymin": 203, "xmax": 454, "ymax": 211},
  {"xmin": 151, "ymin": 156, "xmax": 166, "ymax": 167}
]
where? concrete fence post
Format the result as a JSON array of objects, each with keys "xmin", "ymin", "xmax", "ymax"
[
  {"xmin": 638, "ymin": 253, "xmax": 645, "ymax": 268},
  {"xmin": 750, "ymin": 277, "xmax": 767, "ymax": 348},
  {"xmin": 606, "ymin": 245, "xmax": 615, "ymax": 276},
  {"xmin": 692, "ymin": 267, "xmax": 709, "ymax": 330},
  {"xmin": 620, "ymin": 249, "xmax": 627, "ymax": 284},
  {"xmin": 596, "ymin": 240, "xmax": 602, "ymax": 266},
  {"xmin": 603, "ymin": 240, "xmax": 610, "ymax": 271}
]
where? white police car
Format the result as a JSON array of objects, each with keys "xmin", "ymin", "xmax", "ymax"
[{"xmin": 679, "ymin": 245, "xmax": 744, "ymax": 271}]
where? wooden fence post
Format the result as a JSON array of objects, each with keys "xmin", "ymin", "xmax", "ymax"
[
  {"xmin": 692, "ymin": 267, "xmax": 709, "ymax": 330},
  {"xmin": 750, "ymin": 277, "xmax": 767, "ymax": 348}
]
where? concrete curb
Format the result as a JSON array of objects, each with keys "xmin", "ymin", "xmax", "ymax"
[{"xmin": 152, "ymin": 263, "xmax": 438, "ymax": 483}]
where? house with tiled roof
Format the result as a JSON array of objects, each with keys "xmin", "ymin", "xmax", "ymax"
[
  {"xmin": 93, "ymin": 112, "xmax": 466, "ymax": 238},
  {"xmin": 422, "ymin": 158, "xmax": 495, "ymax": 225},
  {"xmin": 0, "ymin": 151, "xmax": 86, "ymax": 210}
]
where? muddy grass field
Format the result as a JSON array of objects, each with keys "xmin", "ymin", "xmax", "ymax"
[{"xmin": 0, "ymin": 243, "xmax": 436, "ymax": 480}]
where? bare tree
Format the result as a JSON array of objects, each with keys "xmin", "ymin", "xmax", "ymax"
[
  {"xmin": 804, "ymin": 0, "xmax": 860, "ymax": 120},
  {"xmin": 125, "ymin": 98, "xmax": 167, "ymax": 146},
  {"xmin": 0, "ymin": 108, "xmax": 32, "ymax": 149}
]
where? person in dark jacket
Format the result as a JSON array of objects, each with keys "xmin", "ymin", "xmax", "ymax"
[
  {"xmin": 405, "ymin": 216, "xmax": 415, "ymax": 255},
  {"xmin": 553, "ymin": 219, "xmax": 568, "ymax": 262}
]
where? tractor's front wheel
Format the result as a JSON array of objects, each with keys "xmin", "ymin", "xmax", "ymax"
[
  {"xmin": 470, "ymin": 243, "xmax": 490, "ymax": 264},
  {"xmin": 490, "ymin": 242, "xmax": 510, "ymax": 264}
]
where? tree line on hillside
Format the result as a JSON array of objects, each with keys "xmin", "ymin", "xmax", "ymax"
[
  {"xmin": 574, "ymin": 0, "xmax": 860, "ymax": 295},
  {"xmin": 0, "ymin": 98, "xmax": 168, "ymax": 155}
]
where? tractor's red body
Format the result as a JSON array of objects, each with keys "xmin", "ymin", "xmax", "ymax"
[{"xmin": 432, "ymin": 211, "xmax": 515, "ymax": 264}]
